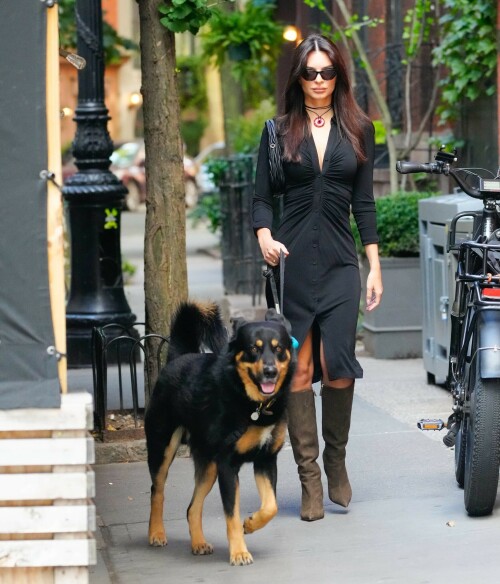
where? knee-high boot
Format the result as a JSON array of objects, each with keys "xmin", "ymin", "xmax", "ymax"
[
  {"xmin": 321, "ymin": 383, "xmax": 354, "ymax": 508},
  {"xmin": 287, "ymin": 389, "xmax": 324, "ymax": 521}
]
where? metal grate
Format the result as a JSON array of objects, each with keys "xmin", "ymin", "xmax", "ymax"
[{"xmin": 91, "ymin": 323, "xmax": 169, "ymax": 433}]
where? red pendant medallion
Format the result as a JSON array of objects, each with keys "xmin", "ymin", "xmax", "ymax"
[{"xmin": 314, "ymin": 117, "xmax": 325, "ymax": 128}]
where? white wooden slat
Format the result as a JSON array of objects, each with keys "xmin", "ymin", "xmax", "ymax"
[
  {"xmin": 0, "ymin": 539, "xmax": 96, "ymax": 567},
  {"xmin": 0, "ymin": 471, "xmax": 95, "ymax": 500},
  {"xmin": 0, "ymin": 438, "xmax": 95, "ymax": 466},
  {"xmin": 0, "ymin": 392, "xmax": 93, "ymax": 431},
  {"xmin": 55, "ymin": 567, "xmax": 89, "ymax": 584},
  {"xmin": 0, "ymin": 505, "xmax": 96, "ymax": 534}
]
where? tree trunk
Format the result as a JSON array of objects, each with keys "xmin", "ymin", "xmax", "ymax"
[{"xmin": 138, "ymin": 0, "xmax": 188, "ymax": 402}]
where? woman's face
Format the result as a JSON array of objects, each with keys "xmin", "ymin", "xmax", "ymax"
[{"xmin": 299, "ymin": 50, "xmax": 336, "ymax": 106}]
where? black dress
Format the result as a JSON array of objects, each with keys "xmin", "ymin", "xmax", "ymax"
[{"xmin": 252, "ymin": 120, "xmax": 379, "ymax": 382}]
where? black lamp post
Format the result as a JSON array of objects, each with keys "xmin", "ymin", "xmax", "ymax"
[{"xmin": 62, "ymin": 0, "xmax": 136, "ymax": 367}]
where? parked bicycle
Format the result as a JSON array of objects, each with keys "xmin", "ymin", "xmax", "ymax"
[{"xmin": 397, "ymin": 147, "xmax": 500, "ymax": 516}]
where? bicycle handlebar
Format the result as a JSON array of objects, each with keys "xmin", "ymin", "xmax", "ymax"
[
  {"xmin": 396, "ymin": 156, "xmax": 483, "ymax": 199},
  {"xmin": 396, "ymin": 161, "xmax": 442, "ymax": 175}
]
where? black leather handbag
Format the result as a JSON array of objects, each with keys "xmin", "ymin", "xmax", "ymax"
[{"xmin": 265, "ymin": 118, "xmax": 285, "ymax": 195}]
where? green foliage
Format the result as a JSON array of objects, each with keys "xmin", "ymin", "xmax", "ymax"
[
  {"xmin": 428, "ymin": 134, "xmax": 465, "ymax": 152},
  {"xmin": 227, "ymin": 99, "xmax": 276, "ymax": 154},
  {"xmin": 201, "ymin": 2, "xmax": 283, "ymax": 94},
  {"xmin": 158, "ymin": 0, "xmax": 213, "ymax": 35},
  {"xmin": 305, "ymin": 0, "xmax": 383, "ymax": 42},
  {"xmin": 176, "ymin": 55, "xmax": 208, "ymax": 112},
  {"xmin": 373, "ymin": 120, "xmax": 386, "ymax": 145},
  {"xmin": 433, "ymin": 0, "xmax": 497, "ymax": 124},
  {"xmin": 122, "ymin": 259, "xmax": 137, "ymax": 284},
  {"xmin": 204, "ymin": 158, "xmax": 230, "ymax": 187},
  {"xmin": 176, "ymin": 55, "xmax": 208, "ymax": 155},
  {"xmin": 352, "ymin": 192, "xmax": 436, "ymax": 257},
  {"xmin": 188, "ymin": 193, "xmax": 222, "ymax": 234},
  {"xmin": 402, "ymin": 0, "xmax": 434, "ymax": 62},
  {"xmin": 341, "ymin": 13, "xmax": 384, "ymax": 39},
  {"xmin": 188, "ymin": 158, "xmax": 230, "ymax": 233},
  {"xmin": 58, "ymin": 0, "xmax": 137, "ymax": 65},
  {"xmin": 181, "ymin": 119, "xmax": 207, "ymax": 156},
  {"xmin": 304, "ymin": 0, "xmax": 326, "ymax": 9}
]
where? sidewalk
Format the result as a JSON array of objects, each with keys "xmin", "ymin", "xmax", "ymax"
[{"xmin": 68, "ymin": 212, "xmax": 483, "ymax": 583}]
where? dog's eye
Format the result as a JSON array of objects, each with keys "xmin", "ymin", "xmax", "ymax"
[
  {"xmin": 250, "ymin": 346, "xmax": 259, "ymax": 354},
  {"xmin": 275, "ymin": 346, "xmax": 283, "ymax": 354}
]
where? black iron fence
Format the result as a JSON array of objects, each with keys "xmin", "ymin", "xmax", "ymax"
[
  {"xmin": 91, "ymin": 323, "xmax": 169, "ymax": 433},
  {"xmin": 218, "ymin": 154, "xmax": 264, "ymax": 301}
]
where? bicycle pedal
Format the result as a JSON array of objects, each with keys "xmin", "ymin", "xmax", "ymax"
[{"xmin": 417, "ymin": 419, "xmax": 445, "ymax": 431}]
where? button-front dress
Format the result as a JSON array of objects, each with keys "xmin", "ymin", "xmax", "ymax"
[{"xmin": 252, "ymin": 120, "xmax": 379, "ymax": 382}]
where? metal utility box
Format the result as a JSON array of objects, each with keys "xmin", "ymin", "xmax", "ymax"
[{"xmin": 419, "ymin": 193, "xmax": 483, "ymax": 384}]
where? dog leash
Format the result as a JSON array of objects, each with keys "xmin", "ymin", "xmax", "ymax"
[
  {"xmin": 263, "ymin": 250, "xmax": 285, "ymax": 314},
  {"xmin": 263, "ymin": 251, "xmax": 299, "ymax": 349}
]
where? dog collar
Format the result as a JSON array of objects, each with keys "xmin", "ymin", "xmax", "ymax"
[{"xmin": 250, "ymin": 398, "xmax": 276, "ymax": 421}]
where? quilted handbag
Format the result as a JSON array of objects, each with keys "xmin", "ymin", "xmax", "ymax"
[{"xmin": 265, "ymin": 118, "xmax": 285, "ymax": 195}]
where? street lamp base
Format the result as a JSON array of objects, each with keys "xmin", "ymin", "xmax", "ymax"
[{"xmin": 66, "ymin": 313, "xmax": 138, "ymax": 369}]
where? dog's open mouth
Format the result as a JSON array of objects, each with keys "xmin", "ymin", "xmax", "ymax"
[
  {"xmin": 248, "ymin": 371, "xmax": 278, "ymax": 396},
  {"xmin": 260, "ymin": 382, "xmax": 276, "ymax": 395}
]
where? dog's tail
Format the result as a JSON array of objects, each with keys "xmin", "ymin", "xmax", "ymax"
[{"xmin": 166, "ymin": 301, "xmax": 227, "ymax": 362}]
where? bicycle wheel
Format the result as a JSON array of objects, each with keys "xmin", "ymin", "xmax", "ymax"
[
  {"xmin": 464, "ymin": 365, "xmax": 500, "ymax": 516},
  {"xmin": 454, "ymin": 416, "xmax": 467, "ymax": 488}
]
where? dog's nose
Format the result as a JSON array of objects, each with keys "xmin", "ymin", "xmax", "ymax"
[{"xmin": 263, "ymin": 364, "xmax": 278, "ymax": 378}]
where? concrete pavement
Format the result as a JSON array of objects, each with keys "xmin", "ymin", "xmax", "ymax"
[{"xmin": 69, "ymin": 210, "xmax": 500, "ymax": 583}]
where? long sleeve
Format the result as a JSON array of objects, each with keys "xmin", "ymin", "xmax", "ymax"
[{"xmin": 351, "ymin": 123, "xmax": 379, "ymax": 246}]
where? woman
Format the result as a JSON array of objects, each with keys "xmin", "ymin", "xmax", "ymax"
[{"xmin": 252, "ymin": 34, "xmax": 383, "ymax": 521}]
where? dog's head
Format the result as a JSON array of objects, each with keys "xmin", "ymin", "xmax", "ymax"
[{"xmin": 228, "ymin": 309, "xmax": 296, "ymax": 402}]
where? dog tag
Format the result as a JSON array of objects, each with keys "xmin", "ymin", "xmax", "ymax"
[{"xmin": 251, "ymin": 410, "xmax": 260, "ymax": 421}]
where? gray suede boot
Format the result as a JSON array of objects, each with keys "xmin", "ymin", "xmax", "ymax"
[
  {"xmin": 321, "ymin": 383, "xmax": 354, "ymax": 508},
  {"xmin": 287, "ymin": 389, "xmax": 324, "ymax": 521}
]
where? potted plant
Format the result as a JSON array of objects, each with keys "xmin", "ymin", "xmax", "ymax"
[
  {"xmin": 352, "ymin": 191, "xmax": 435, "ymax": 358},
  {"xmin": 201, "ymin": 3, "xmax": 283, "ymax": 91}
]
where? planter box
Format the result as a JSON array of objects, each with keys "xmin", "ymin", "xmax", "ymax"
[{"xmin": 362, "ymin": 256, "xmax": 422, "ymax": 359}]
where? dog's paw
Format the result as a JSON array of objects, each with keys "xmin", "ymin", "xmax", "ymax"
[
  {"xmin": 243, "ymin": 516, "xmax": 255, "ymax": 534},
  {"xmin": 149, "ymin": 531, "xmax": 168, "ymax": 547},
  {"xmin": 192, "ymin": 542, "xmax": 214, "ymax": 555},
  {"xmin": 229, "ymin": 550, "xmax": 254, "ymax": 566}
]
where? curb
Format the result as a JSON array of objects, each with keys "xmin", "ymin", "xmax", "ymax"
[{"xmin": 94, "ymin": 440, "xmax": 190, "ymax": 465}]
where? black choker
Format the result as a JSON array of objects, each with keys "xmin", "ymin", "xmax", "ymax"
[{"xmin": 305, "ymin": 105, "xmax": 332, "ymax": 128}]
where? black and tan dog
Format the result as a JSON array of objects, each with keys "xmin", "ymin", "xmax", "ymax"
[{"xmin": 145, "ymin": 301, "xmax": 296, "ymax": 566}]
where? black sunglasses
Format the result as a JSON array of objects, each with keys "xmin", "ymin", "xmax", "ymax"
[{"xmin": 301, "ymin": 67, "xmax": 337, "ymax": 81}]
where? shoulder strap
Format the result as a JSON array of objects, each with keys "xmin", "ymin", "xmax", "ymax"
[{"xmin": 265, "ymin": 118, "xmax": 285, "ymax": 195}]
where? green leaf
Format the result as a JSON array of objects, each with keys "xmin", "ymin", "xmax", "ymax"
[
  {"xmin": 432, "ymin": 0, "xmax": 496, "ymax": 124},
  {"xmin": 159, "ymin": 0, "xmax": 213, "ymax": 34}
]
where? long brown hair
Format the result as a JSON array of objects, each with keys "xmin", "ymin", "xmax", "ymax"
[{"xmin": 278, "ymin": 34, "xmax": 370, "ymax": 163}]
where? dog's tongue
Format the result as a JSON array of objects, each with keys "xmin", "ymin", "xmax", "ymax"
[{"xmin": 261, "ymin": 383, "xmax": 275, "ymax": 395}]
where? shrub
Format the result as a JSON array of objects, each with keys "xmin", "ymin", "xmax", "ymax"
[
  {"xmin": 352, "ymin": 191, "xmax": 436, "ymax": 257},
  {"xmin": 227, "ymin": 98, "xmax": 276, "ymax": 154}
]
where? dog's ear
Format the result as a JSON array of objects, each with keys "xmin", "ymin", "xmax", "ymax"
[{"xmin": 265, "ymin": 309, "xmax": 292, "ymax": 336}]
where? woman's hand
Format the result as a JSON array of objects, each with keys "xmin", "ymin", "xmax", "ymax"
[
  {"xmin": 256, "ymin": 228, "xmax": 289, "ymax": 266},
  {"xmin": 364, "ymin": 243, "xmax": 383, "ymax": 311},
  {"xmin": 365, "ymin": 268, "xmax": 383, "ymax": 311}
]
